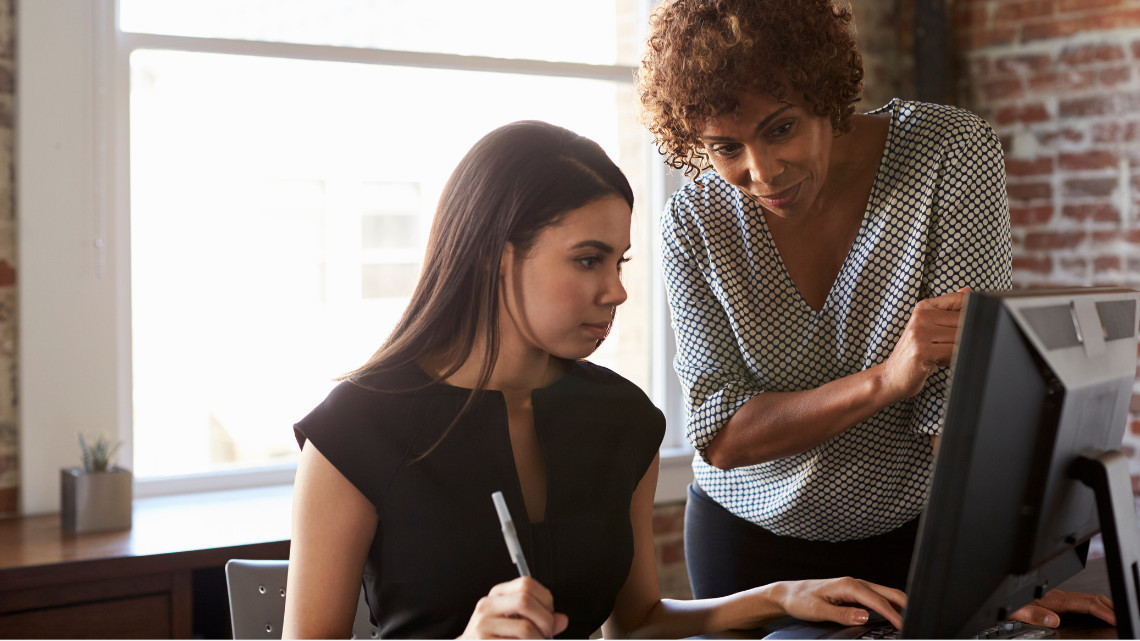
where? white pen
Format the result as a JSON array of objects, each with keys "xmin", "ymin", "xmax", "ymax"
[{"xmin": 491, "ymin": 490, "xmax": 531, "ymax": 578}]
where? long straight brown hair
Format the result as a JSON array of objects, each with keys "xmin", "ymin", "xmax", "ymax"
[{"xmin": 344, "ymin": 121, "xmax": 634, "ymax": 456}]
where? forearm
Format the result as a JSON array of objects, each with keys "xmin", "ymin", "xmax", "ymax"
[
  {"xmin": 609, "ymin": 586, "xmax": 785, "ymax": 639},
  {"xmin": 705, "ymin": 363, "xmax": 903, "ymax": 469}
]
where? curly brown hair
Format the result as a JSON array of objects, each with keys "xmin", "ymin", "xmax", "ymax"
[{"xmin": 637, "ymin": 0, "xmax": 865, "ymax": 178}]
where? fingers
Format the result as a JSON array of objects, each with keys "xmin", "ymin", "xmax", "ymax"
[
  {"xmin": 1034, "ymin": 589, "xmax": 1116, "ymax": 626},
  {"xmin": 1009, "ymin": 604, "xmax": 1062, "ymax": 628},
  {"xmin": 832, "ymin": 579, "xmax": 906, "ymax": 630},
  {"xmin": 781, "ymin": 578, "xmax": 906, "ymax": 631},
  {"xmin": 461, "ymin": 577, "xmax": 566, "ymax": 639},
  {"xmin": 925, "ymin": 288, "xmax": 972, "ymax": 312}
]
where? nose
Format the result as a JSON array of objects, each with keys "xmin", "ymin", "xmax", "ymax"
[
  {"xmin": 744, "ymin": 146, "xmax": 781, "ymax": 186},
  {"xmin": 600, "ymin": 271, "xmax": 628, "ymax": 308}
]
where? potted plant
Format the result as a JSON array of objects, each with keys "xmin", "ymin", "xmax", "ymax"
[{"xmin": 60, "ymin": 433, "xmax": 132, "ymax": 532}]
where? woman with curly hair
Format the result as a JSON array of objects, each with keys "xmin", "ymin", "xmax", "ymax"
[
  {"xmin": 637, "ymin": 3, "xmax": 1118, "ymax": 631},
  {"xmin": 637, "ymin": 0, "xmax": 1009, "ymax": 596}
]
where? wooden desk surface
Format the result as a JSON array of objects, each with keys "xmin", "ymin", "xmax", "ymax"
[{"xmin": 0, "ymin": 485, "xmax": 292, "ymax": 578}]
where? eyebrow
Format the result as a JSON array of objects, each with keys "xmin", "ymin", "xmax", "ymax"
[
  {"xmin": 571, "ymin": 240, "xmax": 631, "ymax": 254},
  {"xmin": 700, "ymin": 105, "xmax": 794, "ymax": 142}
]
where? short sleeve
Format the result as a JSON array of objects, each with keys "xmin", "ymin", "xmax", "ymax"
[{"xmin": 294, "ymin": 379, "xmax": 415, "ymax": 508}]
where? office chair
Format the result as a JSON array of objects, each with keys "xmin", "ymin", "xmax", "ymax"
[{"xmin": 225, "ymin": 559, "xmax": 380, "ymax": 639}]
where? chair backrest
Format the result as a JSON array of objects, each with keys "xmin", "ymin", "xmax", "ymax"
[{"xmin": 225, "ymin": 559, "xmax": 379, "ymax": 639}]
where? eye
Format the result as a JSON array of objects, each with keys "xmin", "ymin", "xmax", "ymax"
[
  {"xmin": 708, "ymin": 143, "xmax": 741, "ymax": 158},
  {"xmin": 768, "ymin": 121, "xmax": 794, "ymax": 140},
  {"xmin": 617, "ymin": 255, "xmax": 631, "ymax": 276},
  {"xmin": 576, "ymin": 255, "xmax": 602, "ymax": 269}
]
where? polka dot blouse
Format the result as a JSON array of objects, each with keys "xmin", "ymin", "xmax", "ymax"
[{"xmin": 660, "ymin": 100, "xmax": 1013, "ymax": 541}]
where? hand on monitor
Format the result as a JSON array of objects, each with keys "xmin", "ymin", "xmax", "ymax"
[
  {"xmin": 771, "ymin": 577, "xmax": 907, "ymax": 630},
  {"xmin": 1008, "ymin": 589, "xmax": 1116, "ymax": 629},
  {"xmin": 880, "ymin": 287, "xmax": 972, "ymax": 400}
]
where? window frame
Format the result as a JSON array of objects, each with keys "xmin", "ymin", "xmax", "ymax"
[{"xmin": 17, "ymin": 0, "xmax": 691, "ymax": 514}]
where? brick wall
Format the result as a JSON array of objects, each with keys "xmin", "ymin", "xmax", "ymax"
[
  {"xmin": 0, "ymin": 0, "xmax": 15, "ymax": 519},
  {"xmin": 954, "ymin": 0, "xmax": 1140, "ymax": 486}
]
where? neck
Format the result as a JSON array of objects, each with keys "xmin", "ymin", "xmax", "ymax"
[{"xmin": 424, "ymin": 333, "xmax": 564, "ymax": 394}]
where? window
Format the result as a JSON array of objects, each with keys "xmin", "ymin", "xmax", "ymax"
[{"xmin": 18, "ymin": 0, "xmax": 690, "ymax": 512}]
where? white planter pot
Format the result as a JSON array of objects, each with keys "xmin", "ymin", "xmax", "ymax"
[{"xmin": 60, "ymin": 467, "xmax": 133, "ymax": 532}]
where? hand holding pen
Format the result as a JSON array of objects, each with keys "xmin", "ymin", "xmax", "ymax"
[{"xmin": 457, "ymin": 492, "xmax": 569, "ymax": 639}]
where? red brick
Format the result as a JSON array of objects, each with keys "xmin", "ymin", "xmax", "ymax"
[
  {"xmin": 1058, "ymin": 257, "xmax": 1088, "ymax": 273},
  {"xmin": 1036, "ymin": 128, "xmax": 1085, "ymax": 148},
  {"xmin": 1062, "ymin": 70, "xmax": 1097, "ymax": 91},
  {"xmin": 1094, "ymin": 255, "xmax": 1123, "ymax": 273},
  {"xmin": 1007, "ymin": 181, "xmax": 1054, "ymax": 201},
  {"xmin": 996, "ymin": 0, "xmax": 1056, "ymax": 23},
  {"xmin": 0, "ymin": 261, "xmax": 13, "ymax": 287},
  {"xmin": 1059, "ymin": 95, "xmax": 1115, "ymax": 118},
  {"xmin": 981, "ymin": 77, "xmax": 1026, "ymax": 101},
  {"xmin": 1093, "ymin": 121, "xmax": 1140, "ymax": 144},
  {"xmin": 1059, "ymin": 0, "xmax": 1123, "ymax": 10},
  {"xmin": 1023, "ymin": 19, "xmax": 1078, "ymax": 42},
  {"xmin": 968, "ymin": 56, "xmax": 993, "ymax": 78},
  {"xmin": 1060, "ymin": 150, "xmax": 1119, "ymax": 171},
  {"xmin": 995, "ymin": 103, "xmax": 1051, "ymax": 125},
  {"xmin": 1006, "ymin": 157, "xmax": 1054, "ymax": 176},
  {"xmin": 1029, "ymin": 72, "xmax": 1059, "ymax": 92},
  {"xmin": 1024, "ymin": 231, "xmax": 1085, "ymax": 250},
  {"xmin": 1010, "ymin": 204, "xmax": 1054, "ymax": 225},
  {"xmin": 653, "ymin": 511, "xmax": 683, "ymax": 535},
  {"xmin": 1133, "ymin": 41, "xmax": 1140, "ymax": 60},
  {"xmin": 965, "ymin": 26, "xmax": 1019, "ymax": 49},
  {"xmin": 660, "ymin": 540, "xmax": 685, "ymax": 565},
  {"xmin": 994, "ymin": 53, "xmax": 1054, "ymax": 75},
  {"xmin": 955, "ymin": 4, "xmax": 990, "ymax": 30},
  {"xmin": 1060, "ymin": 43, "xmax": 1126, "ymax": 66},
  {"xmin": 0, "ymin": 487, "xmax": 14, "ymax": 515},
  {"xmin": 1013, "ymin": 256, "xmax": 1053, "ymax": 273},
  {"xmin": 1100, "ymin": 66, "xmax": 1133, "ymax": 87},
  {"xmin": 1063, "ymin": 177, "xmax": 1118, "ymax": 198},
  {"xmin": 1062, "ymin": 203, "xmax": 1121, "ymax": 222}
]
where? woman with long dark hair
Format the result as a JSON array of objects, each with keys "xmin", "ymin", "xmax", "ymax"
[{"xmin": 282, "ymin": 120, "xmax": 906, "ymax": 639}]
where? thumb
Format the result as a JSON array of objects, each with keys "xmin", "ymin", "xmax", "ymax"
[{"xmin": 553, "ymin": 613, "xmax": 570, "ymax": 636}]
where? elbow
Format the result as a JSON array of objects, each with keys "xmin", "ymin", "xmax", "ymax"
[{"xmin": 703, "ymin": 437, "xmax": 742, "ymax": 470}]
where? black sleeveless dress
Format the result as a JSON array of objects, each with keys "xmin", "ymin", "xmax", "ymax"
[{"xmin": 294, "ymin": 360, "xmax": 665, "ymax": 639}]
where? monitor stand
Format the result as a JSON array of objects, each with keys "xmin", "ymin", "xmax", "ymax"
[{"xmin": 1073, "ymin": 450, "xmax": 1140, "ymax": 639}]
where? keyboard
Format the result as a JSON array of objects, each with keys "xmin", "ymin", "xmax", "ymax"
[
  {"xmin": 855, "ymin": 619, "xmax": 1054, "ymax": 639},
  {"xmin": 762, "ymin": 618, "xmax": 1056, "ymax": 640}
]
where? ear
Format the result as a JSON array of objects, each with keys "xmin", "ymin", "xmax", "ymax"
[{"xmin": 497, "ymin": 242, "xmax": 517, "ymax": 276}]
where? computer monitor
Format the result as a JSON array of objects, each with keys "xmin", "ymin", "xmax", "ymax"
[{"xmin": 901, "ymin": 287, "xmax": 1140, "ymax": 639}]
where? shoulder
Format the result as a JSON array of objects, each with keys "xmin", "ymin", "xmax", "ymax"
[
  {"xmin": 883, "ymin": 99, "xmax": 992, "ymax": 135},
  {"xmin": 664, "ymin": 173, "xmax": 741, "ymax": 221},
  {"xmin": 875, "ymin": 98, "xmax": 1003, "ymax": 167},
  {"xmin": 293, "ymin": 363, "xmax": 437, "ymax": 447},
  {"xmin": 566, "ymin": 361, "xmax": 664, "ymax": 421}
]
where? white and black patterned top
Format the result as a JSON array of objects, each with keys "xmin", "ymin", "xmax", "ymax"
[{"xmin": 660, "ymin": 99, "xmax": 1013, "ymax": 541}]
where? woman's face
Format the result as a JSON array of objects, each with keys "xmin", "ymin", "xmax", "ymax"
[
  {"xmin": 498, "ymin": 195, "xmax": 631, "ymax": 361},
  {"xmin": 699, "ymin": 90, "xmax": 835, "ymax": 219}
]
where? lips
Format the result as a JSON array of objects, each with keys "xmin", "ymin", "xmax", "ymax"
[
  {"xmin": 582, "ymin": 322, "xmax": 612, "ymax": 340},
  {"xmin": 750, "ymin": 182, "xmax": 801, "ymax": 210}
]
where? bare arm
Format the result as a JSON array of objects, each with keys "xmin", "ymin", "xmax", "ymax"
[
  {"xmin": 282, "ymin": 442, "xmax": 378, "ymax": 639},
  {"xmin": 602, "ymin": 456, "xmax": 907, "ymax": 639},
  {"xmin": 706, "ymin": 290, "xmax": 969, "ymax": 469}
]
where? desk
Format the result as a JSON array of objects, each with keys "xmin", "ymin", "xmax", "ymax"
[{"xmin": 0, "ymin": 485, "xmax": 292, "ymax": 639}]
